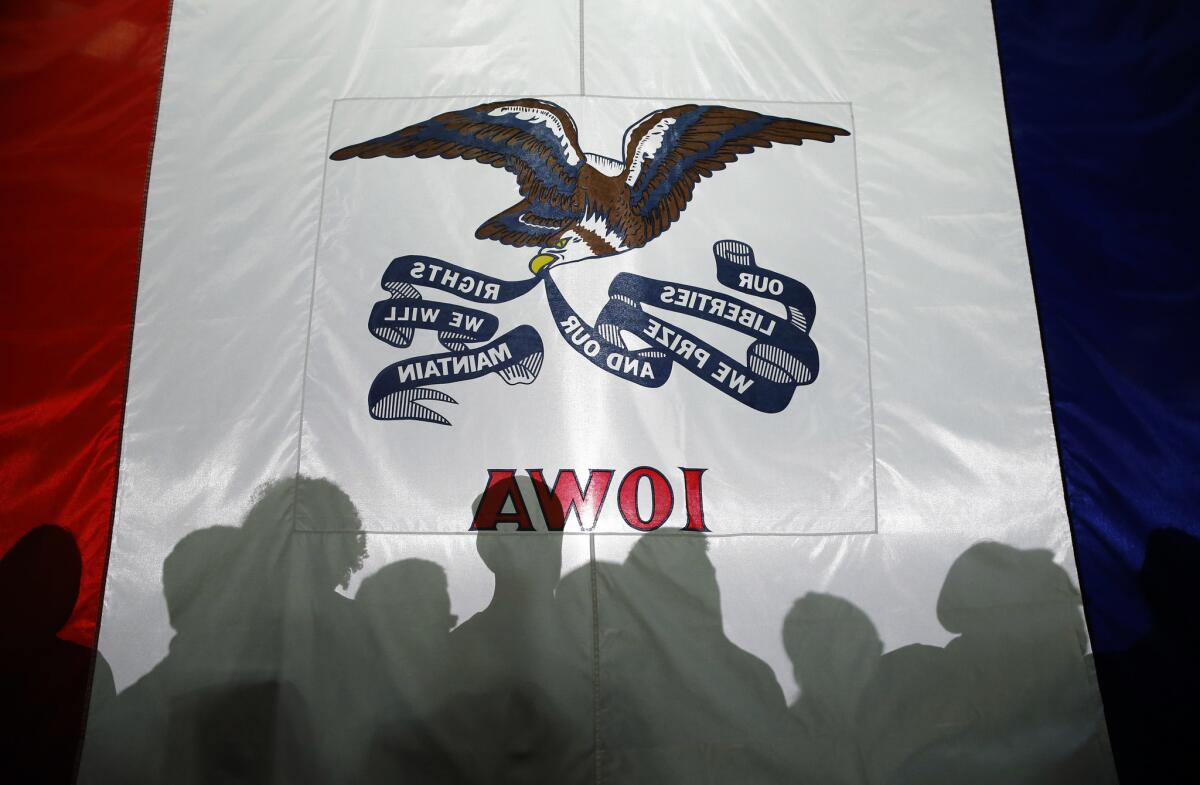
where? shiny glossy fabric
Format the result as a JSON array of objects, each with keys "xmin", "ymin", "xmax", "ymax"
[
  {"xmin": 0, "ymin": 0, "xmax": 169, "ymax": 647},
  {"xmin": 3, "ymin": 1, "xmax": 1128, "ymax": 782},
  {"xmin": 993, "ymin": 3, "xmax": 1200, "ymax": 780}
]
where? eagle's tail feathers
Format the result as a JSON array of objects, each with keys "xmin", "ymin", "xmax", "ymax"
[{"xmin": 474, "ymin": 199, "xmax": 577, "ymax": 248}]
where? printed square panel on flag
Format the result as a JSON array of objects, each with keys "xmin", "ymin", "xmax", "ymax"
[{"xmin": 300, "ymin": 96, "xmax": 873, "ymax": 535}]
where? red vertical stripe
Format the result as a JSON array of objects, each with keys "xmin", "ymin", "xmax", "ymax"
[{"xmin": 0, "ymin": 0, "xmax": 171, "ymax": 646}]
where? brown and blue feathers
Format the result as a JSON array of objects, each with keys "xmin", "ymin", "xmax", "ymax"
[{"xmin": 330, "ymin": 98, "xmax": 849, "ymax": 257}]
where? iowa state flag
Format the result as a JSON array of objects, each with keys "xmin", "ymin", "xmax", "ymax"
[{"xmin": 12, "ymin": 0, "xmax": 1196, "ymax": 783}]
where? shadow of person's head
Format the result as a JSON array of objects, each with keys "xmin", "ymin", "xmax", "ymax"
[
  {"xmin": 624, "ymin": 531, "xmax": 720, "ymax": 626},
  {"xmin": 1, "ymin": 526, "xmax": 115, "ymax": 784},
  {"xmin": 475, "ymin": 531, "xmax": 563, "ymax": 594},
  {"xmin": 937, "ymin": 541, "xmax": 1083, "ymax": 645},
  {"xmin": 0, "ymin": 524, "xmax": 81, "ymax": 645},
  {"xmin": 243, "ymin": 476, "xmax": 367, "ymax": 591},
  {"xmin": 783, "ymin": 592, "xmax": 881, "ymax": 714},
  {"xmin": 162, "ymin": 525, "xmax": 242, "ymax": 634},
  {"xmin": 356, "ymin": 557, "xmax": 456, "ymax": 640},
  {"xmin": 1140, "ymin": 527, "xmax": 1200, "ymax": 648},
  {"xmin": 470, "ymin": 475, "xmax": 565, "ymax": 596}
]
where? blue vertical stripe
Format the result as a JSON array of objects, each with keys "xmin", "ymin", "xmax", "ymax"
[{"xmin": 993, "ymin": 1, "xmax": 1200, "ymax": 778}]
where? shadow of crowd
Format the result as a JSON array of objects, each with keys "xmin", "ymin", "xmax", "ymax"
[{"xmin": 4, "ymin": 475, "xmax": 1193, "ymax": 783}]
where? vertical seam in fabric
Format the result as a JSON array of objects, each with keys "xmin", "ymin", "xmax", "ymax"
[
  {"xmin": 292, "ymin": 101, "xmax": 339, "ymax": 530},
  {"xmin": 579, "ymin": 0, "xmax": 586, "ymax": 95},
  {"xmin": 986, "ymin": 0, "xmax": 1115, "ymax": 744},
  {"xmin": 848, "ymin": 103, "xmax": 880, "ymax": 534},
  {"xmin": 588, "ymin": 531, "xmax": 603, "ymax": 785},
  {"xmin": 79, "ymin": 0, "xmax": 178, "ymax": 779}
]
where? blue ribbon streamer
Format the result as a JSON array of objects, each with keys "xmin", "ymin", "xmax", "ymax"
[
  {"xmin": 365, "ymin": 241, "xmax": 818, "ymax": 423},
  {"xmin": 544, "ymin": 240, "xmax": 818, "ymax": 413},
  {"xmin": 367, "ymin": 256, "xmax": 544, "ymax": 424}
]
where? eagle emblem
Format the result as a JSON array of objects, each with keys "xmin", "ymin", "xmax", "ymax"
[
  {"xmin": 332, "ymin": 98, "xmax": 848, "ymax": 424},
  {"xmin": 330, "ymin": 99, "xmax": 849, "ymax": 274}
]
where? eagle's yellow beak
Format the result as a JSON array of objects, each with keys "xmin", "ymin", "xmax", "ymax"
[{"xmin": 529, "ymin": 253, "xmax": 557, "ymax": 274}]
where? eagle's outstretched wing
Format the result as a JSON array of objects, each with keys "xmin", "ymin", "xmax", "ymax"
[
  {"xmin": 621, "ymin": 106, "xmax": 849, "ymax": 242},
  {"xmin": 329, "ymin": 98, "xmax": 585, "ymax": 211}
]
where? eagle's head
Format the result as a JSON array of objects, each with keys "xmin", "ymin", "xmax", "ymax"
[{"xmin": 528, "ymin": 232, "xmax": 599, "ymax": 274}]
